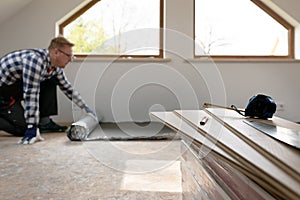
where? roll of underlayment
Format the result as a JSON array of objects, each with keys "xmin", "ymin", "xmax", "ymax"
[{"xmin": 67, "ymin": 113, "xmax": 99, "ymax": 141}]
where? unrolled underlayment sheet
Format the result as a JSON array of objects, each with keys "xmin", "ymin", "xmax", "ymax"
[
  {"xmin": 86, "ymin": 122, "xmax": 179, "ymax": 141},
  {"xmin": 67, "ymin": 113, "xmax": 178, "ymax": 141}
]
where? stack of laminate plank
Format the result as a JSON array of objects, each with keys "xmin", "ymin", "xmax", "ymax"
[{"xmin": 150, "ymin": 108, "xmax": 300, "ymax": 199}]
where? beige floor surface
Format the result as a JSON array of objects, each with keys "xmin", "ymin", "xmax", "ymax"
[{"xmin": 0, "ymin": 130, "xmax": 182, "ymax": 200}]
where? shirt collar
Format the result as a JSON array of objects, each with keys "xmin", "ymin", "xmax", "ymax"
[{"xmin": 45, "ymin": 49, "xmax": 52, "ymax": 70}]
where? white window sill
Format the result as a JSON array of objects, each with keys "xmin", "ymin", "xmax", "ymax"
[
  {"xmin": 187, "ymin": 58, "xmax": 300, "ymax": 63},
  {"xmin": 73, "ymin": 57, "xmax": 171, "ymax": 62}
]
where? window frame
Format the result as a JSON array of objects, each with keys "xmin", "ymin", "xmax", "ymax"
[
  {"xmin": 59, "ymin": 0, "xmax": 164, "ymax": 59},
  {"xmin": 193, "ymin": 0, "xmax": 295, "ymax": 59}
]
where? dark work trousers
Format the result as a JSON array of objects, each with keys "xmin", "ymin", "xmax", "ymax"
[{"xmin": 0, "ymin": 77, "xmax": 59, "ymax": 136}]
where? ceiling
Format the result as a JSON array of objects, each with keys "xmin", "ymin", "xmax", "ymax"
[{"xmin": 0, "ymin": 0, "xmax": 33, "ymax": 25}]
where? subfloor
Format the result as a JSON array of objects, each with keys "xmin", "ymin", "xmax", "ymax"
[{"xmin": 0, "ymin": 123, "xmax": 182, "ymax": 200}]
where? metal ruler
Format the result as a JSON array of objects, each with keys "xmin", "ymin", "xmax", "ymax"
[{"xmin": 243, "ymin": 120, "xmax": 300, "ymax": 149}]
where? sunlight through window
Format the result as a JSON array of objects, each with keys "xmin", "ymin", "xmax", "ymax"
[{"xmin": 195, "ymin": 0, "xmax": 293, "ymax": 58}]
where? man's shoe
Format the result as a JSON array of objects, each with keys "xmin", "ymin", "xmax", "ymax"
[{"xmin": 39, "ymin": 119, "xmax": 68, "ymax": 133}]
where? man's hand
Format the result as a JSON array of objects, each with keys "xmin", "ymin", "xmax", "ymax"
[{"xmin": 18, "ymin": 127, "xmax": 44, "ymax": 144}]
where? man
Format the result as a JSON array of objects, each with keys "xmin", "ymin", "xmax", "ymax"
[{"xmin": 0, "ymin": 36, "xmax": 95, "ymax": 144}]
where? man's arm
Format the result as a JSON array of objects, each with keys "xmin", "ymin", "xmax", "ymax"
[
  {"xmin": 19, "ymin": 54, "xmax": 45, "ymax": 144},
  {"xmin": 55, "ymin": 69, "xmax": 95, "ymax": 116},
  {"xmin": 22, "ymin": 54, "xmax": 43, "ymax": 126}
]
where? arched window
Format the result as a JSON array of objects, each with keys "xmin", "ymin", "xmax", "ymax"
[
  {"xmin": 59, "ymin": 0, "xmax": 164, "ymax": 58},
  {"xmin": 194, "ymin": 0, "xmax": 294, "ymax": 59}
]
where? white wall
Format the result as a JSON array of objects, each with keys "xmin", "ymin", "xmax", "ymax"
[{"xmin": 0, "ymin": 0, "xmax": 300, "ymax": 122}]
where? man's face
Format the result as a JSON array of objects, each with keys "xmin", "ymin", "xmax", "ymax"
[{"xmin": 53, "ymin": 46, "xmax": 74, "ymax": 68}]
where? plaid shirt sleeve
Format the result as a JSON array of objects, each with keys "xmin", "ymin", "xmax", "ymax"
[
  {"xmin": 55, "ymin": 69, "xmax": 89, "ymax": 111},
  {"xmin": 22, "ymin": 54, "xmax": 43, "ymax": 125}
]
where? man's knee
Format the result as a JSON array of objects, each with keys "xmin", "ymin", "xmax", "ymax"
[{"xmin": 0, "ymin": 118, "xmax": 26, "ymax": 136}]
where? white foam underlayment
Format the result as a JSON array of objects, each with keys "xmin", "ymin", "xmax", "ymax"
[{"xmin": 86, "ymin": 122, "xmax": 179, "ymax": 141}]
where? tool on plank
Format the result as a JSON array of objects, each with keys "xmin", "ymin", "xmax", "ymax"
[{"xmin": 243, "ymin": 120, "xmax": 300, "ymax": 149}]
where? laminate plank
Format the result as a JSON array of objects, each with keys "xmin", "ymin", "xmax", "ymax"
[
  {"xmin": 181, "ymin": 141, "xmax": 231, "ymax": 200},
  {"xmin": 173, "ymin": 110, "xmax": 300, "ymax": 199},
  {"xmin": 150, "ymin": 111, "xmax": 279, "ymax": 199},
  {"xmin": 150, "ymin": 111, "xmax": 234, "ymax": 163},
  {"xmin": 205, "ymin": 108, "xmax": 300, "ymax": 178}
]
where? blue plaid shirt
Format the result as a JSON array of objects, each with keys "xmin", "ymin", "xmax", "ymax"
[{"xmin": 0, "ymin": 48, "xmax": 89, "ymax": 125}]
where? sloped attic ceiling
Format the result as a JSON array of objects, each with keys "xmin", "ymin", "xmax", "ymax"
[{"xmin": 0, "ymin": 0, "xmax": 33, "ymax": 25}]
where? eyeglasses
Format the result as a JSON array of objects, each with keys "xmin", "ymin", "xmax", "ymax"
[{"xmin": 58, "ymin": 49, "xmax": 75, "ymax": 60}]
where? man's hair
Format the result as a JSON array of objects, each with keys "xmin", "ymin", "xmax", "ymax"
[{"xmin": 48, "ymin": 36, "xmax": 74, "ymax": 50}]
